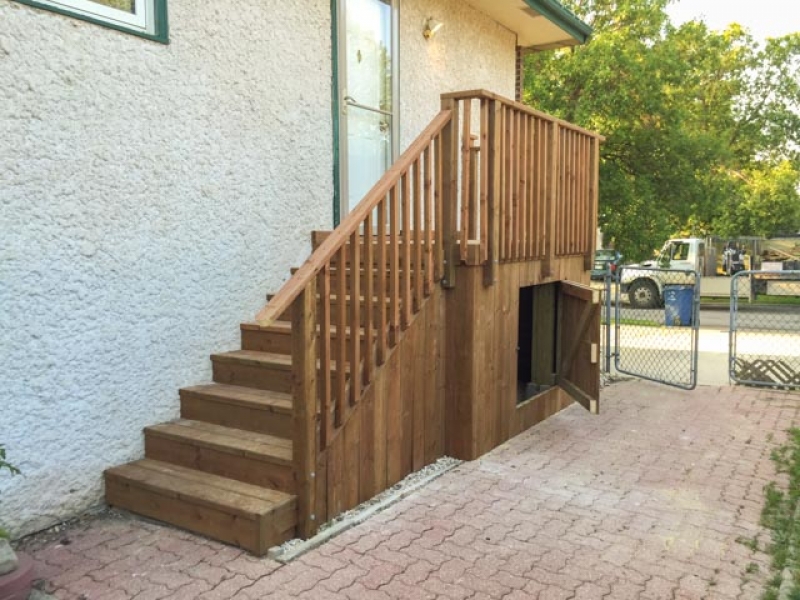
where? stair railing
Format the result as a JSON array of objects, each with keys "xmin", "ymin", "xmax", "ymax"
[{"xmin": 255, "ymin": 109, "xmax": 454, "ymax": 537}]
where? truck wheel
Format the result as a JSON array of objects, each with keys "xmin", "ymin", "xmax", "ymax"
[{"xmin": 629, "ymin": 280, "xmax": 660, "ymax": 309}]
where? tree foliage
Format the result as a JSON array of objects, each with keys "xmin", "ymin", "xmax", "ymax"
[{"xmin": 524, "ymin": 0, "xmax": 800, "ymax": 260}]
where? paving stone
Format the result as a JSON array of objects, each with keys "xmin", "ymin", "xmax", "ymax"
[{"xmin": 18, "ymin": 382, "xmax": 799, "ymax": 600}]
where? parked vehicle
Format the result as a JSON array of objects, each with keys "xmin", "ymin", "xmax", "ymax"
[
  {"xmin": 619, "ymin": 238, "xmax": 704, "ymax": 309},
  {"xmin": 590, "ymin": 249, "xmax": 622, "ymax": 280}
]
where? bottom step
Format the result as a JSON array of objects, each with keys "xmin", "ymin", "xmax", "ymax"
[{"xmin": 105, "ymin": 459, "xmax": 296, "ymax": 555}]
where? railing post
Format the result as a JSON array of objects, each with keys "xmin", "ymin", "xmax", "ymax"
[
  {"xmin": 484, "ymin": 99, "xmax": 502, "ymax": 286},
  {"xmin": 292, "ymin": 280, "xmax": 318, "ymax": 539},
  {"xmin": 440, "ymin": 96, "xmax": 459, "ymax": 289}
]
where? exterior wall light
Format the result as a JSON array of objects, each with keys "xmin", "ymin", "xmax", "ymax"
[{"xmin": 423, "ymin": 17, "xmax": 443, "ymax": 40}]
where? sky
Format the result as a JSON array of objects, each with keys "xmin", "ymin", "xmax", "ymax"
[{"xmin": 666, "ymin": 0, "xmax": 799, "ymax": 40}]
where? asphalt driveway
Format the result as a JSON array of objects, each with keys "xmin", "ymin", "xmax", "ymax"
[{"xmin": 20, "ymin": 380, "xmax": 800, "ymax": 599}]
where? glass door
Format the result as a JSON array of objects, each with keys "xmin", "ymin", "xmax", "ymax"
[{"xmin": 337, "ymin": 0, "xmax": 399, "ymax": 219}]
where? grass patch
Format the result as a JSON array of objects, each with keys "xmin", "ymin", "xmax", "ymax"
[
  {"xmin": 700, "ymin": 295, "xmax": 800, "ymax": 307},
  {"xmin": 759, "ymin": 428, "xmax": 800, "ymax": 599}
]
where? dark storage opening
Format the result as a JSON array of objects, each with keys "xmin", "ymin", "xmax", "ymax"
[{"xmin": 517, "ymin": 283, "xmax": 558, "ymax": 403}]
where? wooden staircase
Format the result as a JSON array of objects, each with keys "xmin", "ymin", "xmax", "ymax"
[
  {"xmin": 103, "ymin": 95, "xmax": 602, "ymax": 554},
  {"xmin": 105, "ymin": 285, "xmax": 311, "ymax": 554},
  {"xmin": 104, "ymin": 231, "xmax": 411, "ymax": 554}
]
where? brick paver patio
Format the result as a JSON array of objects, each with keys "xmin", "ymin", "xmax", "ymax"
[{"xmin": 19, "ymin": 380, "xmax": 800, "ymax": 599}]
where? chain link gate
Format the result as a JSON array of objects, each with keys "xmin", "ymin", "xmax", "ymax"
[
  {"xmin": 609, "ymin": 266, "xmax": 701, "ymax": 389},
  {"xmin": 730, "ymin": 270, "xmax": 800, "ymax": 389}
]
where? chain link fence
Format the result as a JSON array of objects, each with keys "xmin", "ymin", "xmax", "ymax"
[
  {"xmin": 730, "ymin": 271, "xmax": 800, "ymax": 389},
  {"xmin": 608, "ymin": 266, "xmax": 700, "ymax": 390}
]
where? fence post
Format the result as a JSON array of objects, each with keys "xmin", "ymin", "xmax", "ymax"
[
  {"xmin": 292, "ymin": 280, "xmax": 318, "ymax": 538},
  {"xmin": 605, "ymin": 271, "xmax": 613, "ymax": 374},
  {"xmin": 440, "ymin": 96, "xmax": 459, "ymax": 289},
  {"xmin": 483, "ymin": 99, "xmax": 502, "ymax": 286}
]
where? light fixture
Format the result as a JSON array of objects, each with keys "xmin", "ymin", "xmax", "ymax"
[{"xmin": 423, "ymin": 17, "xmax": 443, "ymax": 40}]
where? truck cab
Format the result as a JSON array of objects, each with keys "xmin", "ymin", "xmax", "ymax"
[{"xmin": 620, "ymin": 238, "xmax": 704, "ymax": 309}]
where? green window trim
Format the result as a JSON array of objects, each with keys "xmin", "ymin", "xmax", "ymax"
[{"xmin": 13, "ymin": 0, "xmax": 169, "ymax": 44}]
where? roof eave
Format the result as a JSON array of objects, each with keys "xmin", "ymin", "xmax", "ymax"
[{"xmin": 522, "ymin": 0, "xmax": 593, "ymax": 46}]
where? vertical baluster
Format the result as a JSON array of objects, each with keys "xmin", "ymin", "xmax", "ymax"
[
  {"xmin": 531, "ymin": 118, "xmax": 540, "ymax": 257},
  {"xmin": 377, "ymin": 199, "xmax": 388, "ymax": 364},
  {"xmin": 571, "ymin": 131, "xmax": 579, "ymax": 253},
  {"xmin": 498, "ymin": 106, "xmax": 505, "ymax": 262},
  {"xmin": 335, "ymin": 245, "xmax": 347, "ymax": 424},
  {"xmin": 584, "ymin": 135, "xmax": 592, "ymax": 254},
  {"xmin": 518, "ymin": 112, "xmax": 527, "ymax": 259},
  {"xmin": 511, "ymin": 111, "xmax": 523, "ymax": 259},
  {"xmin": 480, "ymin": 99, "xmax": 489, "ymax": 263},
  {"xmin": 468, "ymin": 139, "xmax": 479, "ymax": 242},
  {"xmin": 349, "ymin": 230, "xmax": 360, "ymax": 406},
  {"xmin": 548, "ymin": 122, "xmax": 560, "ymax": 260},
  {"xmin": 504, "ymin": 106, "xmax": 513, "ymax": 260},
  {"xmin": 318, "ymin": 266, "xmax": 332, "ymax": 446},
  {"xmin": 413, "ymin": 157, "xmax": 423, "ymax": 311},
  {"xmin": 401, "ymin": 171, "xmax": 412, "ymax": 329},
  {"xmin": 434, "ymin": 134, "xmax": 444, "ymax": 283},
  {"xmin": 389, "ymin": 184, "xmax": 400, "ymax": 345},
  {"xmin": 423, "ymin": 145, "xmax": 434, "ymax": 295},
  {"xmin": 363, "ymin": 213, "xmax": 374, "ymax": 387},
  {"xmin": 460, "ymin": 99, "xmax": 472, "ymax": 262},
  {"xmin": 538, "ymin": 119, "xmax": 546, "ymax": 257},
  {"xmin": 526, "ymin": 115, "xmax": 535, "ymax": 259}
]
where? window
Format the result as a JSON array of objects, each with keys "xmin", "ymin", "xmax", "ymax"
[{"xmin": 16, "ymin": 0, "xmax": 168, "ymax": 42}]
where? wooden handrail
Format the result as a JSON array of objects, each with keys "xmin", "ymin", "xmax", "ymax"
[
  {"xmin": 255, "ymin": 109, "xmax": 453, "ymax": 326},
  {"xmin": 440, "ymin": 89, "xmax": 605, "ymax": 142}
]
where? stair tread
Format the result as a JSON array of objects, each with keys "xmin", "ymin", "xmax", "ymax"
[
  {"xmin": 241, "ymin": 321, "xmax": 376, "ymax": 336},
  {"xmin": 211, "ymin": 350, "xmax": 292, "ymax": 369},
  {"xmin": 146, "ymin": 420, "xmax": 293, "ymax": 464},
  {"xmin": 105, "ymin": 459, "xmax": 295, "ymax": 518},
  {"xmin": 241, "ymin": 321, "xmax": 291, "ymax": 332},
  {"xmin": 180, "ymin": 384, "xmax": 292, "ymax": 413}
]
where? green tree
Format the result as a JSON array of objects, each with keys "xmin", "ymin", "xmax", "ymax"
[{"xmin": 524, "ymin": 1, "xmax": 800, "ymax": 260}]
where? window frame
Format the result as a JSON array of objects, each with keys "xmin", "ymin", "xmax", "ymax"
[{"xmin": 14, "ymin": 0, "xmax": 168, "ymax": 43}]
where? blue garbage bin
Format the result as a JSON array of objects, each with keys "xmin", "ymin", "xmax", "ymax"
[{"xmin": 664, "ymin": 284, "xmax": 694, "ymax": 327}]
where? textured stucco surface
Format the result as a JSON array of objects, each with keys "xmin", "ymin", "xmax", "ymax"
[
  {"xmin": 399, "ymin": 0, "xmax": 516, "ymax": 150},
  {"xmin": 0, "ymin": 0, "xmax": 515, "ymax": 537},
  {"xmin": 0, "ymin": 0, "xmax": 333, "ymax": 537}
]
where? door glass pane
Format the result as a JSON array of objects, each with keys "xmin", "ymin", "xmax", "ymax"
[
  {"xmin": 347, "ymin": 106, "xmax": 392, "ymax": 206},
  {"xmin": 343, "ymin": 0, "xmax": 394, "ymax": 212},
  {"xmin": 346, "ymin": 0, "xmax": 392, "ymax": 113}
]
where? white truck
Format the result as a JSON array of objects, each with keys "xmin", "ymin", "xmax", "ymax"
[
  {"xmin": 619, "ymin": 236, "xmax": 800, "ymax": 308},
  {"xmin": 619, "ymin": 238, "xmax": 705, "ymax": 309}
]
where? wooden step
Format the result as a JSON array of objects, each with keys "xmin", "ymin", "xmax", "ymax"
[
  {"xmin": 241, "ymin": 322, "xmax": 374, "ymax": 356},
  {"xmin": 241, "ymin": 322, "xmax": 293, "ymax": 354},
  {"xmin": 144, "ymin": 420, "xmax": 294, "ymax": 493},
  {"xmin": 104, "ymin": 459, "xmax": 296, "ymax": 555},
  {"xmin": 212, "ymin": 350, "xmax": 292, "ymax": 393},
  {"xmin": 180, "ymin": 383, "xmax": 292, "ymax": 437}
]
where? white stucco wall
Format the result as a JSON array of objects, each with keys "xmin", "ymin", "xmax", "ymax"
[
  {"xmin": 399, "ymin": 0, "xmax": 517, "ymax": 150},
  {"xmin": 0, "ymin": 0, "xmax": 333, "ymax": 537},
  {"xmin": 0, "ymin": 0, "xmax": 516, "ymax": 538}
]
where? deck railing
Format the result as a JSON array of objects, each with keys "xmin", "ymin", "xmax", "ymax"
[
  {"xmin": 255, "ymin": 110, "xmax": 452, "ymax": 537},
  {"xmin": 441, "ymin": 90, "xmax": 602, "ymax": 282}
]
